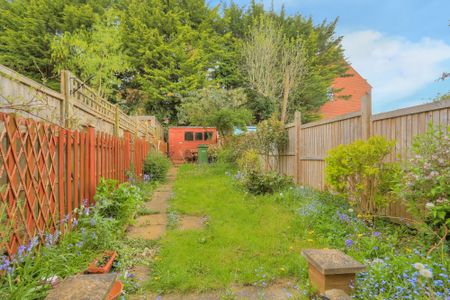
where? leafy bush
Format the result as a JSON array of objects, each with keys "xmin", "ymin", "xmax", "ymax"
[
  {"xmin": 256, "ymin": 118, "xmax": 287, "ymax": 171},
  {"xmin": 325, "ymin": 136, "xmax": 397, "ymax": 214},
  {"xmin": 143, "ymin": 151, "xmax": 171, "ymax": 182},
  {"xmin": 242, "ymin": 170, "xmax": 293, "ymax": 195},
  {"xmin": 237, "ymin": 149, "xmax": 262, "ymax": 174},
  {"xmin": 397, "ymin": 125, "xmax": 450, "ymax": 242},
  {"xmin": 94, "ymin": 179, "xmax": 143, "ymax": 225},
  {"xmin": 216, "ymin": 133, "xmax": 258, "ymax": 165}
]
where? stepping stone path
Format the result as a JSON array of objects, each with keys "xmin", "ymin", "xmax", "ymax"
[{"xmin": 127, "ymin": 168, "xmax": 178, "ymax": 241}]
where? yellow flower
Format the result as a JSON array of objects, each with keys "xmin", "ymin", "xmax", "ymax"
[
  {"xmin": 279, "ymin": 267, "xmax": 286, "ymax": 272},
  {"xmin": 307, "ymin": 239, "xmax": 314, "ymax": 242},
  {"xmin": 357, "ymin": 233, "xmax": 363, "ymax": 238},
  {"xmin": 154, "ymin": 276, "xmax": 160, "ymax": 281},
  {"xmin": 308, "ymin": 230, "xmax": 315, "ymax": 235},
  {"xmin": 357, "ymin": 214, "xmax": 362, "ymax": 218},
  {"xmin": 289, "ymin": 246, "xmax": 294, "ymax": 251},
  {"xmin": 405, "ymin": 248, "xmax": 412, "ymax": 253}
]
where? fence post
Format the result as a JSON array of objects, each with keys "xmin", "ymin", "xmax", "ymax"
[
  {"xmin": 124, "ymin": 131, "xmax": 131, "ymax": 177},
  {"xmin": 361, "ymin": 92, "xmax": 372, "ymax": 140},
  {"xmin": 87, "ymin": 126, "xmax": 96, "ymax": 204},
  {"xmin": 58, "ymin": 128, "xmax": 66, "ymax": 232},
  {"xmin": 114, "ymin": 105, "xmax": 120, "ymax": 136},
  {"xmin": 294, "ymin": 111, "xmax": 302, "ymax": 184},
  {"xmin": 60, "ymin": 70, "xmax": 73, "ymax": 128}
]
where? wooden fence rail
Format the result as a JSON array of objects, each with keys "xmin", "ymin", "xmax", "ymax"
[
  {"xmin": 270, "ymin": 95, "xmax": 450, "ymax": 219},
  {"xmin": 0, "ymin": 112, "xmax": 151, "ymax": 257}
]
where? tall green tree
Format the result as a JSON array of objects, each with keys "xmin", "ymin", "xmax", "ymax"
[
  {"xmin": 0, "ymin": 0, "xmax": 112, "ymax": 88},
  {"xmin": 178, "ymin": 87, "xmax": 252, "ymax": 136}
]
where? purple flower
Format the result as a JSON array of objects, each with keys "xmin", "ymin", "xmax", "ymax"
[
  {"xmin": 27, "ymin": 236, "xmax": 39, "ymax": 252},
  {"xmin": 17, "ymin": 245, "xmax": 26, "ymax": 258},
  {"xmin": 72, "ymin": 218, "xmax": 78, "ymax": 228},
  {"xmin": 0, "ymin": 257, "xmax": 10, "ymax": 271},
  {"xmin": 373, "ymin": 231, "xmax": 381, "ymax": 238},
  {"xmin": 90, "ymin": 218, "xmax": 96, "ymax": 226},
  {"xmin": 345, "ymin": 239, "xmax": 353, "ymax": 247}
]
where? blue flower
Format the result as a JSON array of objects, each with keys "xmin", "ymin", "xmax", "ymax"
[
  {"xmin": 0, "ymin": 257, "xmax": 10, "ymax": 271},
  {"xmin": 373, "ymin": 231, "xmax": 381, "ymax": 238},
  {"xmin": 345, "ymin": 239, "xmax": 353, "ymax": 247}
]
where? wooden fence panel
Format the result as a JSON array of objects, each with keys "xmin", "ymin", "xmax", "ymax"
[
  {"xmin": 0, "ymin": 113, "xmax": 152, "ymax": 257},
  {"xmin": 271, "ymin": 98, "xmax": 450, "ymax": 219}
]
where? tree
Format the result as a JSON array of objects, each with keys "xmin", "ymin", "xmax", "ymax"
[
  {"xmin": 0, "ymin": 0, "xmax": 112, "ymax": 88},
  {"xmin": 242, "ymin": 16, "xmax": 306, "ymax": 123},
  {"xmin": 51, "ymin": 9, "xmax": 128, "ymax": 98},
  {"xmin": 178, "ymin": 87, "xmax": 252, "ymax": 137}
]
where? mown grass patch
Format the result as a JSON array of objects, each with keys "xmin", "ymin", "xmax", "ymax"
[{"xmin": 146, "ymin": 163, "xmax": 323, "ymax": 294}]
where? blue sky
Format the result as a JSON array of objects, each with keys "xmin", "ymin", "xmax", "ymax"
[{"xmin": 210, "ymin": 0, "xmax": 450, "ymax": 113}]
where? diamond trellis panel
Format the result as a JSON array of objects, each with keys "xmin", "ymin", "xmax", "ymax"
[{"xmin": 0, "ymin": 113, "xmax": 152, "ymax": 257}]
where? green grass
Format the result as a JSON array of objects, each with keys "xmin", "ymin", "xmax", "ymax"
[{"xmin": 146, "ymin": 163, "xmax": 323, "ymax": 294}]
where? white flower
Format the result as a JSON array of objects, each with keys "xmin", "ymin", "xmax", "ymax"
[
  {"xmin": 413, "ymin": 263, "xmax": 425, "ymax": 270},
  {"xmin": 425, "ymin": 202, "xmax": 435, "ymax": 209},
  {"xmin": 371, "ymin": 258, "xmax": 384, "ymax": 265},
  {"xmin": 348, "ymin": 208, "xmax": 354, "ymax": 213},
  {"xmin": 419, "ymin": 269, "xmax": 433, "ymax": 279}
]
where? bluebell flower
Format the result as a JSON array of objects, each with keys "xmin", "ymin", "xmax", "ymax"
[
  {"xmin": 345, "ymin": 239, "xmax": 353, "ymax": 247},
  {"xmin": 0, "ymin": 257, "xmax": 10, "ymax": 271}
]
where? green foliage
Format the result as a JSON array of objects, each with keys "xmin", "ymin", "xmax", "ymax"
[
  {"xmin": 51, "ymin": 9, "xmax": 128, "ymax": 97},
  {"xmin": 0, "ymin": 0, "xmax": 346, "ymax": 123},
  {"xmin": 397, "ymin": 125, "xmax": 450, "ymax": 239},
  {"xmin": 241, "ymin": 170, "xmax": 293, "ymax": 195},
  {"xmin": 256, "ymin": 118, "xmax": 288, "ymax": 162},
  {"xmin": 216, "ymin": 133, "xmax": 258, "ymax": 165},
  {"xmin": 325, "ymin": 136, "xmax": 397, "ymax": 214},
  {"xmin": 143, "ymin": 151, "xmax": 171, "ymax": 182},
  {"xmin": 0, "ymin": 178, "xmax": 156, "ymax": 299},
  {"xmin": 283, "ymin": 187, "xmax": 450, "ymax": 299},
  {"xmin": 178, "ymin": 87, "xmax": 252, "ymax": 136},
  {"xmin": 94, "ymin": 178, "xmax": 144, "ymax": 225},
  {"xmin": 237, "ymin": 149, "xmax": 262, "ymax": 174}
]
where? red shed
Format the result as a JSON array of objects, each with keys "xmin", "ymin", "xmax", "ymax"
[{"xmin": 168, "ymin": 127, "xmax": 218, "ymax": 163}]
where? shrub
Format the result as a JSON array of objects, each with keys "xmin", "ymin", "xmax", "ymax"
[
  {"xmin": 242, "ymin": 170, "xmax": 293, "ymax": 195},
  {"xmin": 143, "ymin": 151, "xmax": 171, "ymax": 182},
  {"xmin": 94, "ymin": 178, "xmax": 143, "ymax": 225},
  {"xmin": 216, "ymin": 133, "xmax": 258, "ymax": 165},
  {"xmin": 397, "ymin": 125, "xmax": 450, "ymax": 242},
  {"xmin": 256, "ymin": 118, "xmax": 287, "ymax": 171},
  {"xmin": 237, "ymin": 149, "xmax": 262, "ymax": 174},
  {"xmin": 325, "ymin": 136, "xmax": 397, "ymax": 214}
]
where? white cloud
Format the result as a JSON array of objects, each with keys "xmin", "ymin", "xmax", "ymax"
[{"xmin": 342, "ymin": 30, "xmax": 450, "ymax": 110}]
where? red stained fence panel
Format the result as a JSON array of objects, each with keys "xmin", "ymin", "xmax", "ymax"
[{"xmin": 0, "ymin": 113, "xmax": 152, "ymax": 257}]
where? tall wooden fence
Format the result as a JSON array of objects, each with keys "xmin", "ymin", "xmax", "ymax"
[
  {"xmin": 0, "ymin": 112, "xmax": 151, "ymax": 257},
  {"xmin": 0, "ymin": 64, "xmax": 167, "ymax": 153},
  {"xmin": 272, "ymin": 95, "xmax": 450, "ymax": 219}
]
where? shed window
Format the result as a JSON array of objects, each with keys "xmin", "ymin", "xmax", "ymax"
[
  {"xmin": 195, "ymin": 132, "xmax": 203, "ymax": 140},
  {"xmin": 204, "ymin": 132, "xmax": 213, "ymax": 140},
  {"xmin": 184, "ymin": 132, "xmax": 194, "ymax": 141}
]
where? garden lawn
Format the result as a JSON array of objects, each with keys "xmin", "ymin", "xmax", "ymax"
[{"xmin": 146, "ymin": 164, "xmax": 322, "ymax": 293}]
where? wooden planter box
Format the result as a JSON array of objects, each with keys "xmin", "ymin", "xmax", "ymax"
[
  {"xmin": 87, "ymin": 251, "xmax": 117, "ymax": 274},
  {"xmin": 302, "ymin": 249, "xmax": 365, "ymax": 294}
]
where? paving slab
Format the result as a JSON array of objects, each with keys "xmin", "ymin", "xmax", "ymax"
[
  {"xmin": 127, "ymin": 224, "xmax": 166, "ymax": 240},
  {"xmin": 135, "ymin": 214, "xmax": 168, "ymax": 226},
  {"xmin": 179, "ymin": 215, "xmax": 206, "ymax": 230},
  {"xmin": 45, "ymin": 273, "xmax": 117, "ymax": 300}
]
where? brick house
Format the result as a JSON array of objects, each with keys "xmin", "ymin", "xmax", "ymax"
[{"xmin": 319, "ymin": 65, "xmax": 372, "ymax": 119}]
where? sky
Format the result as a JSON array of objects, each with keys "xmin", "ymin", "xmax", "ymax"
[{"xmin": 210, "ymin": 0, "xmax": 450, "ymax": 113}]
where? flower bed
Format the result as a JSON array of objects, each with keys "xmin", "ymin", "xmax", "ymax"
[{"xmin": 275, "ymin": 187, "xmax": 450, "ymax": 299}]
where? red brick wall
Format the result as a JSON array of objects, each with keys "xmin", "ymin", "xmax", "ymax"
[{"xmin": 319, "ymin": 66, "xmax": 372, "ymax": 119}]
